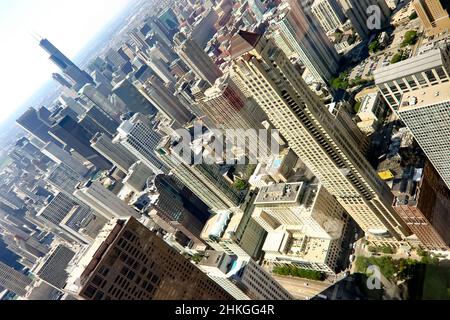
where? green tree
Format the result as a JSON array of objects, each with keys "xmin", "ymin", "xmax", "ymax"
[
  {"xmin": 391, "ymin": 51, "xmax": 404, "ymax": 64},
  {"xmin": 369, "ymin": 40, "xmax": 380, "ymax": 53},
  {"xmin": 409, "ymin": 12, "xmax": 418, "ymax": 20},
  {"xmin": 234, "ymin": 179, "xmax": 247, "ymax": 191},
  {"xmin": 401, "ymin": 30, "xmax": 418, "ymax": 47}
]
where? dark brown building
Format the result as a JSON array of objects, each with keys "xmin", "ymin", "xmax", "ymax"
[
  {"xmin": 393, "ymin": 162, "xmax": 450, "ymax": 251},
  {"xmin": 67, "ymin": 218, "xmax": 234, "ymax": 300}
]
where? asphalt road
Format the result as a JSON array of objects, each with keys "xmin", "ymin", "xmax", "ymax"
[{"xmin": 272, "ymin": 275, "xmax": 332, "ymax": 300}]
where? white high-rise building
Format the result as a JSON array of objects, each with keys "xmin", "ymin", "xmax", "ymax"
[
  {"xmin": 269, "ymin": 0, "xmax": 341, "ymax": 84},
  {"xmin": 199, "ymin": 251, "xmax": 293, "ymax": 300},
  {"xmin": 398, "ymin": 83, "xmax": 450, "ymax": 189},
  {"xmin": 311, "ymin": 0, "xmax": 346, "ymax": 33},
  {"xmin": 90, "ymin": 133, "xmax": 139, "ymax": 173},
  {"xmin": 113, "ymin": 113, "xmax": 169, "ymax": 175},
  {"xmin": 253, "ymin": 182, "xmax": 345, "ymax": 240},
  {"xmin": 74, "ymin": 180, "xmax": 140, "ymax": 220},
  {"xmin": 230, "ymin": 31, "xmax": 410, "ymax": 243}
]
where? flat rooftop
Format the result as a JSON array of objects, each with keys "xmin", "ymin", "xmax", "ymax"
[
  {"xmin": 399, "ymin": 82, "xmax": 450, "ymax": 112},
  {"xmin": 254, "ymin": 182, "xmax": 304, "ymax": 205},
  {"xmin": 374, "ymin": 48, "xmax": 445, "ymax": 84}
]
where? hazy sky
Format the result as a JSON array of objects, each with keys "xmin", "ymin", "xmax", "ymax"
[{"xmin": 0, "ymin": 0, "xmax": 132, "ymax": 124}]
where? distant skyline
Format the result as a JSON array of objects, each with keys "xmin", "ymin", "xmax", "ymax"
[{"xmin": 0, "ymin": 0, "xmax": 134, "ymax": 124}]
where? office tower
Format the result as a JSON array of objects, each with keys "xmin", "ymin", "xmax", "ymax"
[
  {"xmin": 52, "ymin": 73, "xmax": 73, "ymax": 89},
  {"xmin": 49, "ymin": 116, "xmax": 112, "ymax": 170},
  {"xmin": 248, "ymin": 0, "xmax": 267, "ymax": 21},
  {"xmin": 36, "ymin": 192, "xmax": 99, "ymax": 244},
  {"xmin": 78, "ymin": 105, "xmax": 120, "ymax": 138},
  {"xmin": 156, "ymin": 136, "xmax": 243, "ymax": 213},
  {"xmin": 80, "ymin": 84, "xmax": 126, "ymax": 118},
  {"xmin": 90, "ymin": 133, "xmax": 138, "ymax": 173},
  {"xmin": 105, "ymin": 48, "xmax": 128, "ymax": 69},
  {"xmin": 339, "ymin": 0, "xmax": 391, "ymax": 39},
  {"xmin": 198, "ymin": 75, "xmax": 266, "ymax": 131},
  {"xmin": 271, "ymin": 0, "xmax": 340, "ymax": 84},
  {"xmin": 200, "ymin": 192, "xmax": 267, "ymax": 260},
  {"xmin": 42, "ymin": 142, "xmax": 88, "ymax": 176},
  {"xmin": 65, "ymin": 218, "xmax": 234, "ymax": 300},
  {"xmin": 138, "ymin": 48, "xmax": 177, "ymax": 85},
  {"xmin": 230, "ymin": 31, "xmax": 410, "ymax": 243},
  {"xmin": 34, "ymin": 245, "xmax": 76, "ymax": 290},
  {"xmin": 134, "ymin": 72, "xmax": 193, "ymax": 126},
  {"xmin": 398, "ymin": 82, "xmax": 450, "ymax": 189},
  {"xmin": 197, "ymin": 75, "xmax": 272, "ymax": 162},
  {"xmin": 46, "ymin": 163, "xmax": 86, "ymax": 195},
  {"xmin": 16, "ymin": 107, "xmax": 56, "ymax": 145},
  {"xmin": 174, "ymin": 32, "xmax": 223, "ymax": 86},
  {"xmin": 112, "ymin": 79, "xmax": 158, "ymax": 116},
  {"xmin": 414, "ymin": 0, "xmax": 450, "ymax": 36},
  {"xmin": 123, "ymin": 161, "xmax": 155, "ymax": 193},
  {"xmin": 147, "ymin": 175, "xmax": 205, "ymax": 246},
  {"xmin": 25, "ymin": 280, "xmax": 64, "ymax": 300},
  {"xmin": 74, "ymin": 180, "xmax": 140, "ymax": 220},
  {"xmin": 199, "ymin": 251, "xmax": 292, "ymax": 300},
  {"xmin": 39, "ymin": 38, "xmax": 93, "ymax": 90},
  {"xmin": 311, "ymin": 0, "xmax": 347, "ymax": 33},
  {"xmin": 253, "ymin": 182, "xmax": 345, "ymax": 240},
  {"xmin": 393, "ymin": 162, "xmax": 450, "ymax": 251},
  {"xmin": 374, "ymin": 46, "xmax": 450, "ymax": 110},
  {"xmin": 0, "ymin": 261, "xmax": 32, "ymax": 297},
  {"xmin": 113, "ymin": 113, "xmax": 168, "ymax": 175},
  {"xmin": 59, "ymin": 96, "xmax": 86, "ymax": 116}
]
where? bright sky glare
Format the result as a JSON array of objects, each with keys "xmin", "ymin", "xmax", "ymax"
[{"xmin": 0, "ymin": 0, "xmax": 132, "ymax": 123}]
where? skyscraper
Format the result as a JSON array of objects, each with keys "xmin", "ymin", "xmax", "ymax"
[
  {"xmin": 156, "ymin": 136, "xmax": 243, "ymax": 213},
  {"xmin": 73, "ymin": 180, "xmax": 141, "ymax": 220},
  {"xmin": 174, "ymin": 32, "xmax": 223, "ymax": 86},
  {"xmin": 90, "ymin": 133, "xmax": 139, "ymax": 173},
  {"xmin": 134, "ymin": 72, "xmax": 193, "ymax": 127},
  {"xmin": 65, "ymin": 218, "xmax": 234, "ymax": 300},
  {"xmin": 311, "ymin": 0, "xmax": 347, "ymax": 33},
  {"xmin": 271, "ymin": 0, "xmax": 341, "ymax": 84},
  {"xmin": 147, "ymin": 175, "xmax": 205, "ymax": 246},
  {"xmin": 339, "ymin": 0, "xmax": 391, "ymax": 39},
  {"xmin": 39, "ymin": 38, "xmax": 93, "ymax": 90},
  {"xmin": 374, "ymin": 46, "xmax": 450, "ymax": 110},
  {"xmin": 199, "ymin": 251, "xmax": 292, "ymax": 300},
  {"xmin": 49, "ymin": 116, "xmax": 112, "ymax": 170},
  {"xmin": 42, "ymin": 142, "xmax": 89, "ymax": 176},
  {"xmin": 34, "ymin": 244, "xmax": 76, "ymax": 290},
  {"xmin": 230, "ymin": 31, "xmax": 410, "ymax": 243},
  {"xmin": 16, "ymin": 107, "xmax": 58, "ymax": 146},
  {"xmin": 113, "ymin": 113, "xmax": 169, "ymax": 175},
  {"xmin": 52, "ymin": 73, "xmax": 73, "ymax": 89},
  {"xmin": 397, "ymin": 82, "xmax": 450, "ymax": 189},
  {"xmin": 112, "ymin": 79, "xmax": 158, "ymax": 116},
  {"xmin": 413, "ymin": 0, "xmax": 450, "ymax": 36},
  {"xmin": 0, "ymin": 261, "xmax": 32, "ymax": 297}
]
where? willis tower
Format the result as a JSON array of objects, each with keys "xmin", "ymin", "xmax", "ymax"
[{"xmin": 40, "ymin": 38, "xmax": 93, "ymax": 91}]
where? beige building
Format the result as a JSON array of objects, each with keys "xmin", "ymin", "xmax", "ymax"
[
  {"xmin": 65, "ymin": 218, "xmax": 234, "ymax": 300},
  {"xmin": 230, "ymin": 31, "xmax": 411, "ymax": 242},
  {"xmin": 413, "ymin": 0, "xmax": 450, "ymax": 36},
  {"xmin": 253, "ymin": 182, "xmax": 345, "ymax": 240}
]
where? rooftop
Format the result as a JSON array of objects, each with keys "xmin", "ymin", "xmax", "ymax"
[
  {"xmin": 254, "ymin": 182, "xmax": 303, "ymax": 205},
  {"xmin": 398, "ymin": 82, "xmax": 450, "ymax": 112},
  {"xmin": 374, "ymin": 48, "xmax": 446, "ymax": 84}
]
